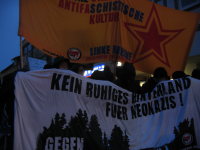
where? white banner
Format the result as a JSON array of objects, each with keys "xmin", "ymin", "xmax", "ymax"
[
  {"xmin": 14, "ymin": 69, "xmax": 200, "ymax": 150},
  {"xmin": 28, "ymin": 57, "xmax": 46, "ymax": 71}
]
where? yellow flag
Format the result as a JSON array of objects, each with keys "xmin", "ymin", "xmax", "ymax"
[{"xmin": 19, "ymin": 0, "xmax": 200, "ymax": 75}]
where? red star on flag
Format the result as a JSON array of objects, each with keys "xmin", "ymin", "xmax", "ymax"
[{"xmin": 124, "ymin": 4, "xmax": 184, "ymax": 67}]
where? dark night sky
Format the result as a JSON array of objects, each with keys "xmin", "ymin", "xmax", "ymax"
[{"xmin": 0, "ymin": 0, "xmax": 20, "ymax": 72}]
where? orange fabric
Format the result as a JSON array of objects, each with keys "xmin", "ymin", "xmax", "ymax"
[{"xmin": 19, "ymin": 0, "xmax": 200, "ymax": 75}]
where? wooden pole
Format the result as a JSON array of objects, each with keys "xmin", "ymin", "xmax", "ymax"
[{"xmin": 20, "ymin": 36, "xmax": 23, "ymax": 68}]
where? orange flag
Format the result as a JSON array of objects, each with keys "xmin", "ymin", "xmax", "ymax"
[{"xmin": 19, "ymin": 0, "xmax": 200, "ymax": 75}]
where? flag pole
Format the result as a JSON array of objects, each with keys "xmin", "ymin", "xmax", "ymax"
[{"xmin": 20, "ymin": 36, "xmax": 23, "ymax": 68}]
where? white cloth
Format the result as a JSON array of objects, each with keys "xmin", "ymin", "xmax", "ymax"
[{"xmin": 14, "ymin": 69, "xmax": 200, "ymax": 150}]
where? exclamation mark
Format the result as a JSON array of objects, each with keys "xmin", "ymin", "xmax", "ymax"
[{"xmin": 179, "ymin": 93, "xmax": 184, "ymax": 106}]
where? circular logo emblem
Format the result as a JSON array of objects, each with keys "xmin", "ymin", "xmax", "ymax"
[
  {"xmin": 182, "ymin": 133, "xmax": 193, "ymax": 145},
  {"xmin": 67, "ymin": 48, "xmax": 81, "ymax": 61}
]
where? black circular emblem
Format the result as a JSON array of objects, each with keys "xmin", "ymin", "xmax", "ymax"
[{"xmin": 67, "ymin": 48, "xmax": 82, "ymax": 61}]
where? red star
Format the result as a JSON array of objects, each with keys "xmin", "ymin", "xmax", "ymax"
[{"xmin": 124, "ymin": 4, "xmax": 184, "ymax": 67}]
